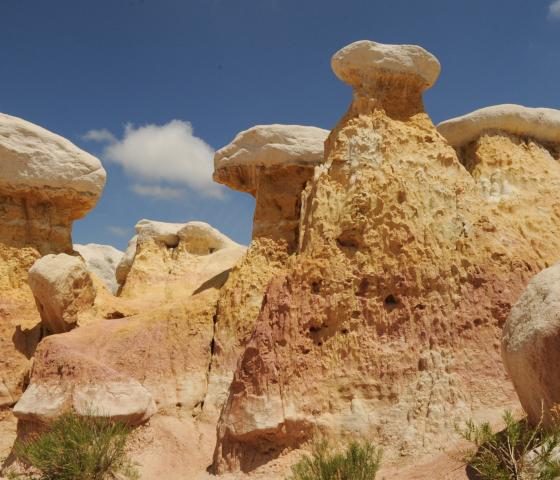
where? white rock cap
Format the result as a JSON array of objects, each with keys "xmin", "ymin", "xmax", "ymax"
[
  {"xmin": 74, "ymin": 243, "xmax": 124, "ymax": 294},
  {"xmin": 0, "ymin": 113, "xmax": 106, "ymax": 199},
  {"xmin": 437, "ymin": 104, "xmax": 560, "ymax": 148},
  {"xmin": 214, "ymin": 124, "xmax": 328, "ymax": 194},
  {"xmin": 331, "ymin": 40, "xmax": 441, "ymax": 91}
]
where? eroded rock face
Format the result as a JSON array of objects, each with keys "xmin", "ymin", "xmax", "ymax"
[
  {"xmin": 0, "ymin": 114, "xmax": 105, "ymax": 408},
  {"xmin": 0, "ymin": 113, "xmax": 106, "ymax": 254},
  {"xmin": 28, "ymin": 254, "xmax": 96, "ymax": 334},
  {"xmin": 502, "ymin": 262, "xmax": 560, "ymax": 427},
  {"xmin": 438, "ymin": 105, "xmax": 560, "ymax": 268},
  {"xmin": 15, "ymin": 222, "xmax": 246, "ymax": 425},
  {"xmin": 74, "ymin": 243, "xmax": 123, "ymax": 294},
  {"xmin": 212, "ymin": 40, "xmax": 556, "ymax": 473}
]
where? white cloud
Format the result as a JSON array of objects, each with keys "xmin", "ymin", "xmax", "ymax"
[
  {"xmin": 82, "ymin": 128, "xmax": 116, "ymax": 143},
  {"xmin": 85, "ymin": 120, "xmax": 223, "ymax": 199},
  {"xmin": 550, "ymin": 0, "xmax": 560, "ymax": 19},
  {"xmin": 131, "ymin": 184, "xmax": 185, "ymax": 200},
  {"xmin": 107, "ymin": 225, "xmax": 130, "ymax": 237}
]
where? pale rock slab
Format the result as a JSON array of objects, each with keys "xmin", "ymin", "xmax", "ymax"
[
  {"xmin": 28, "ymin": 253, "xmax": 96, "ymax": 334},
  {"xmin": 74, "ymin": 243, "xmax": 123, "ymax": 294}
]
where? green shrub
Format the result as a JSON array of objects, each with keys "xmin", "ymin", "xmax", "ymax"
[
  {"xmin": 457, "ymin": 410, "xmax": 560, "ymax": 480},
  {"xmin": 289, "ymin": 438, "xmax": 382, "ymax": 480},
  {"xmin": 11, "ymin": 410, "xmax": 138, "ymax": 480}
]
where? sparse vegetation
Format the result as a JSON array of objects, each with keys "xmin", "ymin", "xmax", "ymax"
[
  {"xmin": 9, "ymin": 410, "xmax": 138, "ymax": 480},
  {"xmin": 457, "ymin": 410, "xmax": 560, "ymax": 480},
  {"xmin": 288, "ymin": 438, "xmax": 382, "ymax": 480}
]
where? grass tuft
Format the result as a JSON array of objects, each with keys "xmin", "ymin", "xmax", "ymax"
[
  {"xmin": 10, "ymin": 410, "xmax": 138, "ymax": 480},
  {"xmin": 288, "ymin": 438, "xmax": 382, "ymax": 480}
]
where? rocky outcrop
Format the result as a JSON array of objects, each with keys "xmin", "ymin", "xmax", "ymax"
[
  {"xmin": 28, "ymin": 254, "xmax": 96, "ymax": 334},
  {"xmin": 204, "ymin": 125, "xmax": 328, "ymax": 418},
  {"xmin": 438, "ymin": 105, "xmax": 560, "ymax": 268},
  {"xmin": 14, "ymin": 222, "xmax": 246, "ymax": 425},
  {"xmin": 212, "ymin": 40, "xmax": 557, "ymax": 473},
  {"xmin": 74, "ymin": 243, "xmax": 123, "ymax": 294},
  {"xmin": 0, "ymin": 113, "xmax": 106, "ymax": 254},
  {"xmin": 0, "ymin": 113, "xmax": 105, "ymax": 408},
  {"xmin": 502, "ymin": 262, "xmax": 560, "ymax": 426}
]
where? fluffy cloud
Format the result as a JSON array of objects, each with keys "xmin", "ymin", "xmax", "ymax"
[
  {"xmin": 83, "ymin": 120, "xmax": 223, "ymax": 199},
  {"xmin": 550, "ymin": 0, "xmax": 560, "ymax": 19},
  {"xmin": 131, "ymin": 184, "xmax": 185, "ymax": 200}
]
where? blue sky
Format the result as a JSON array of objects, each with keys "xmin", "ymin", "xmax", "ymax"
[{"xmin": 1, "ymin": 0, "xmax": 559, "ymax": 250}]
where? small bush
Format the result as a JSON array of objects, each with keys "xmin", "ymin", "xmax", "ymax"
[
  {"xmin": 457, "ymin": 410, "xmax": 560, "ymax": 480},
  {"xmin": 289, "ymin": 438, "xmax": 382, "ymax": 480},
  {"xmin": 11, "ymin": 410, "xmax": 138, "ymax": 480}
]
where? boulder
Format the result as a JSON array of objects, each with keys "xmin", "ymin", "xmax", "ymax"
[
  {"xmin": 212, "ymin": 40, "xmax": 555, "ymax": 473},
  {"xmin": 28, "ymin": 254, "xmax": 96, "ymax": 334},
  {"xmin": 502, "ymin": 262, "xmax": 560, "ymax": 426},
  {"xmin": 74, "ymin": 243, "xmax": 123, "ymax": 294}
]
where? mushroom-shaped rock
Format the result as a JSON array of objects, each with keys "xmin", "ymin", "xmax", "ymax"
[
  {"xmin": 438, "ymin": 105, "xmax": 560, "ymax": 267},
  {"xmin": 331, "ymin": 40, "xmax": 440, "ymax": 117},
  {"xmin": 0, "ymin": 113, "xmax": 106, "ymax": 254},
  {"xmin": 28, "ymin": 253, "xmax": 96, "ymax": 333},
  {"xmin": 502, "ymin": 262, "xmax": 560, "ymax": 426},
  {"xmin": 437, "ymin": 104, "xmax": 560, "ymax": 148},
  {"xmin": 214, "ymin": 125, "xmax": 328, "ymax": 251},
  {"xmin": 74, "ymin": 243, "xmax": 123, "ymax": 294}
]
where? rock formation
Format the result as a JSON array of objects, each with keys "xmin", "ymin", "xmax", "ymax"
[
  {"xmin": 212, "ymin": 40, "xmax": 558, "ymax": 473},
  {"xmin": 74, "ymin": 243, "xmax": 123, "ymax": 294},
  {"xmin": 0, "ymin": 113, "xmax": 106, "ymax": 254},
  {"xmin": 14, "ymin": 222, "xmax": 246, "ymax": 426},
  {"xmin": 502, "ymin": 262, "xmax": 560, "ymax": 427},
  {"xmin": 438, "ymin": 105, "xmax": 560, "ymax": 268},
  {"xmin": 205, "ymin": 125, "xmax": 328, "ymax": 417},
  {"xmin": 0, "ymin": 113, "xmax": 105, "ymax": 410},
  {"xmin": 28, "ymin": 254, "xmax": 96, "ymax": 334}
]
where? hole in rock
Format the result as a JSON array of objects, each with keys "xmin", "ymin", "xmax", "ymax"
[
  {"xmin": 384, "ymin": 294, "xmax": 399, "ymax": 310},
  {"xmin": 105, "ymin": 311, "xmax": 125, "ymax": 319},
  {"xmin": 311, "ymin": 281, "xmax": 321, "ymax": 294}
]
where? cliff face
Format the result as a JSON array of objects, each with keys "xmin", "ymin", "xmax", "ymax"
[{"xmin": 212, "ymin": 41, "xmax": 559, "ymax": 473}]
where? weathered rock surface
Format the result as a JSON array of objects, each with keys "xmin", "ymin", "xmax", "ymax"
[
  {"xmin": 438, "ymin": 105, "xmax": 560, "ymax": 269},
  {"xmin": 213, "ymin": 40, "xmax": 558, "ymax": 473},
  {"xmin": 205, "ymin": 125, "xmax": 328, "ymax": 418},
  {"xmin": 28, "ymin": 254, "xmax": 96, "ymax": 334},
  {"xmin": 502, "ymin": 262, "xmax": 560, "ymax": 426},
  {"xmin": 74, "ymin": 243, "xmax": 123, "ymax": 294},
  {"xmin": 0, "ymin": 112, "xmax": 106, "ymax": 254},
  {"xmin": 15, "ymin": 222, "xmax": 246, "ymax": 426}
]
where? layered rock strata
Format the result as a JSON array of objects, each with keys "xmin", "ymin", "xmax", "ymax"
[{"xmin": 213, "ymin": 40, "xmax": 557, "ymax": 473}]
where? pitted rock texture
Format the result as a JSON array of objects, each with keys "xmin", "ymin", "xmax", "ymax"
[
  {"xmin": 74, "ymin": 243, "xmax": 124, "ymax": 294},
  {"xmin": 502, "ymin": 262, "xmax": 560, "ymax": 427},
  {"xmin": 0, "ymin": 112, "xmax": 105, "ymax": 254},
  {"xmin": 438, "ymin": 105, "xmax": 560, "ymax": 268},
  {"xmin": 212, "ymin": 40, "xmax": 558, "ymax": 473},
  {"xmin": 28, "ymin": 253, "xmax": 96, "ymax": 334}
]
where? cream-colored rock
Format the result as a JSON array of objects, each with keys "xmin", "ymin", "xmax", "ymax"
[
  {"xmin": 28, "ymin": 253, "xmax": 96, "ymax": 333},
  {"xmin": 331, "ymin": 40, "xmax": 441, "ymax": 91},
  {"xmin": 212, "ymin": 40, "xmax": 555, "ymax": 474},
  {"xmin": 74, "ymin": 243, "xmax": 123, "ymax": 294},
  {"xmin": 116, "ymin": 234, "xmax": 138, "ymax": 287},
  {"xmin": 0, "ymin": 113, "xmax": 106, "ymax": 254},
  {"xmin": 438, "ymin": 104, "xmax": 560, "ymax": 148},
  {"xmin": 502, "ymin": 262, "xmax": 560, "ymax": 426}
]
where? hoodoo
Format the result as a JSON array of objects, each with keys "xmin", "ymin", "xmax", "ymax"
[{"xmin": 212, "ymin": 40, "xmax": 556, "ymax": 473}]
